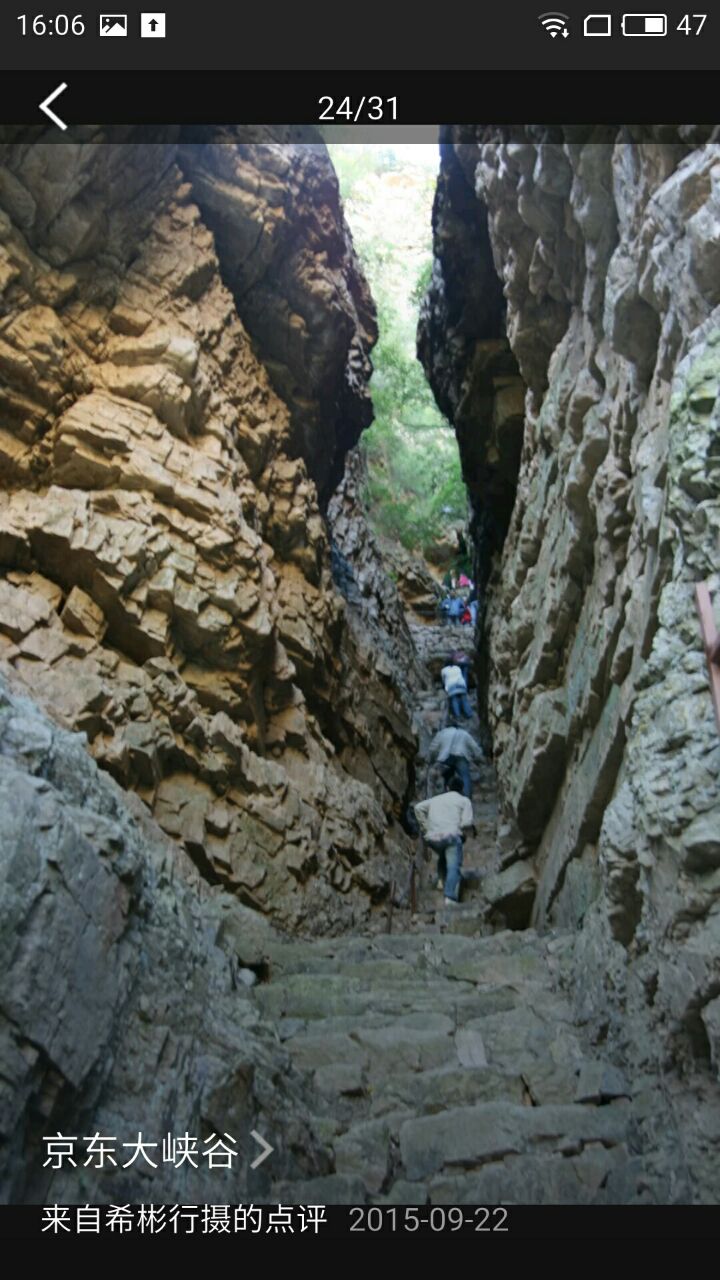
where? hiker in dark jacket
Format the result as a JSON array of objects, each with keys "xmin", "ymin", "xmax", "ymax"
[{"xmin": 428, "ymin": 725, "xmax": 484, "ymax": 798}]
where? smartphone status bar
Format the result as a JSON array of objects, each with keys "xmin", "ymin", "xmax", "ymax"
[{"xmin": 1, "ymin": 2, "xmax": 719, "ymax": 71}]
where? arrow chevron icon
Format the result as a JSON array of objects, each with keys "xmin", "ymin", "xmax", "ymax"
[
  {"xmin": 40, "ymin": 83, "xmax": 68, "ymax": 131},
  {"xmin": 250, "ymin": 1129, "xmax": 274, "ymax": 1169}
]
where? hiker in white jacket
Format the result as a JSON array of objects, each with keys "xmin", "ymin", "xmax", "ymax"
[
  {"xmin": 414, "ymin": 788, "xmax": 475, "ymax": 905},
  {"xmin": 440, "ymin": 663, "xmax": 472, "ymax": 721}
]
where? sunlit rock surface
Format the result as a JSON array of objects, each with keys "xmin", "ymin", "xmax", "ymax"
[{"xmin": 0, "ymin": 135, "xmax": 415, "ymax": 933}]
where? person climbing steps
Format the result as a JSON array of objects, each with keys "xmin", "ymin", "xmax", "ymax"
[
  {"xmin": 440, "ymin": 656, "xmax": 472, "ymax": 721},
  {"xmin": 446, "ymin": 592, "xmax": 464, "ymax": 627},
  {"xmin": 448, "ymin": 648, "xmax": 472, "ymax": 689},
  {"xmin": 413, "ymin": 785, "xmax": 475, "ymax": 906},
  {"xmin": 427, "ymin": 723, "xmax": 484, "ymax": 798}
]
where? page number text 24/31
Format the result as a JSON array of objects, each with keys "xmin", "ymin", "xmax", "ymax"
[{"xmin": 318, "ymin": 96, "xmax": 398, "ymax": 123}]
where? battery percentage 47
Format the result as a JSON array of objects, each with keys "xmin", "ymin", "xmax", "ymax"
[{"xmin": 677, "ymin": 13, "xmax": 707, "ymax": 33}]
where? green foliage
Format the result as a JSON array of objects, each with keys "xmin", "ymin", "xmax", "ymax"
[
  {"xmin": 330, "ymin": 146, "xmax": 400, "ymax": 201},
  {"xmin": 361, "ymin": 418, "xmax": 466, "ymax": 556},
  {"xmin": 329, "ymin": 144, "xmax": 467, "ymax": 558},
  {"xmin": 411, "ymin": 259, "xmax": 433, "ymax": 308}
]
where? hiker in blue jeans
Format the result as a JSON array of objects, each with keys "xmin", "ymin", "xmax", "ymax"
[
  {"xmin": 434, "ymin": 834, "xmax": 464, "ymax": 902},
  {"xmin": 440, "ymin": 661, "xmax": 472, "ymax": 721},
  {"xmin": 427, "ymin": 724, "xmax": 484, "ymax": 799},
  {"xmin": 414, "ymin": 788, "xmax": 475, "ymax": 905}
]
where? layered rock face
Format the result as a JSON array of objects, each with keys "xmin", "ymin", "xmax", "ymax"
[
  {"xmin": 0, "ymin": 135, "xmax": 415, "ymax": 934},
  {"xmin": 328, "ymin": 446, "xmax": 425, "ymax": 681},
  {"xmin": 180, "ymin": 134, "xmax": 377, "ymax": 507},
  {"xmin": 420, "ymin": 130, "xmax": 720, "ymax": 1188}
]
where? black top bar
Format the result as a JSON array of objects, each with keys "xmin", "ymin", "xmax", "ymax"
[{"xmin": 0, "ymin": 71, "xmax": 718, "ymax": 137}]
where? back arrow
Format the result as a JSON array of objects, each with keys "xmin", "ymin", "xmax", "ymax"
[
  {"xmin": 40, "ymin": 83, "xmax": 68, "ymax": 131},
  {"xmin": 250, "ymin": 1130, "xmax": 274, "ymax": 1169}
]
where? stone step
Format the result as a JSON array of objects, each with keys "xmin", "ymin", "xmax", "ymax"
[
  {"xmin": 388, "ymin": 906, "xmax": 495, "ymax": 938},
  {"xmin": 367, "ymin": 1065, "xmax": 528, "ymax": 1117},
  {"xmin": 269, "ymin": 1096, "xmax": 638, "ymax": 1205},
  {"xmin": 262, "ymin": 925, "xmax": 507, "ymax": 975},
  {"xmin": 424, "ymin": 1145, "xmax": 644, "ymax": 1207},
  {"xmin": 399, "ymin": 1098, "xmax": 631, "ymax": 1181},
  {"xmin": 254, "ymin": 976, "xmax": 523, "ymax": 1021},
  {"xmin": 255, "ymin": 934, "xmax": 556, "ymax": 992},
  {"xmin": 281, "ymin": 1006, "xmax": 598, "ymax": 1104}
]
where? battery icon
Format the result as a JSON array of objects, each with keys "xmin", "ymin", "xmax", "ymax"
[{"xmin": 621, "ymin": 13, "xmax": 667, "ymax": 35}]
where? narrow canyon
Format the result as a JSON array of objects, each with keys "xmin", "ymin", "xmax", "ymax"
[{"xmin": 0, "ymin": 127, "xmax": 719, "ymax": 1206}]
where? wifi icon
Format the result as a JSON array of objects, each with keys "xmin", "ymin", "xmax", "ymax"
[{"xmin": 539, "ymin": 11, "xmax": 570, "ymax": 37}]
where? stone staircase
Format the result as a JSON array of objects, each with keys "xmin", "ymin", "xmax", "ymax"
[
  {"xmin": 254, "ymin": 925, "xmax": 648, "ymax": 1204},
  {"xmin": 240, "ymin": 622, "xmax": 667, "ymax": 1205}
]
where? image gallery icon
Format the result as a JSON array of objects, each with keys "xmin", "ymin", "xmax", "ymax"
[
  {"xmin": 99, "ymin": 14, "xmax": 128, "ymax": 36},
  {"xmin": 140, "ymin": 12, "xmax": 166, "ymax": 37}
]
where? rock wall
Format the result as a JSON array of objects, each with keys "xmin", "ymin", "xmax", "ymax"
[
  {"xmin": 0, "ymin": 134, "xmax": 415, "ymax": 934},
  {"xmin": 420, "ymin": 129, "xmax": 720, "ymax": 1184},
  {"xmin": 0, "ymin": 667, "xmax": 332, "ymax": 1204},
  {"xmin": 180, "ymin": 131, "xmax": 377, "ymax": 507},
  {"xmin": 328, "ymin": 446, "xmax": 425, "ymax": 682}
]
